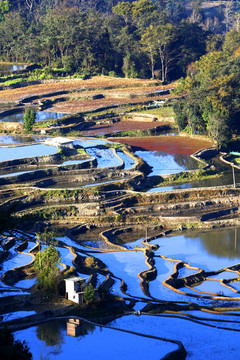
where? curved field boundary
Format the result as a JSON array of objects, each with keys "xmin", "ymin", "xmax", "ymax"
[
  {"xmin": 220, "ymin": 153, "xmax": 240, "ymax": 170},
  {"xmin": 138, "ymin": 248, "xmax": 157, "ymax": 297},
  {"xmin": 98, "ymin": 229, "xmax": 128, "ymax": 252}
]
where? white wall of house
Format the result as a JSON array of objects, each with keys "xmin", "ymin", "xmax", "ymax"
[{"xmin": 65, "ymin": 277, "xmax": 86, "ymax": 304}]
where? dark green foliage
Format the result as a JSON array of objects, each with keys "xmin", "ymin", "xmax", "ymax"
[
  {"xmin": 173, "ymin": 100, "xmax": 187, "ymax": 131},
  {"xmin": 0, "ymin": 328, "xmax": 32, "ymax": 360},
  {"xmin": 0, "ymin": 0, "xmax": 238, "ymax": 80},
  {"xmin": 83, "ymin": 283, "xmax": 95, "ymax": 304},
  {"xmin": 34, "ymin": 245, "xmax": 61, "ymax": 294},
  {"xmin": 0, "ymin": 0, "xmax": 214, "ymax": 80},
  {"xmin": 24, "ymin": 109, "xmax": 36, "ymax": 133},
  {"xmin": 174, "ymin": 34, "xmax": 240, "ymax": 148}
]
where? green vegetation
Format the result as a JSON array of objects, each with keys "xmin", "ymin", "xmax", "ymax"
[
  {"xmin": 173, "ymin": 31, "xmax": 240, "ymax": 148},
  {"xmin": 139, "ymin": 105, "xmax": 174, "ymax": 118},
  {"xmin": 159, "ymin": 168, "xmax": 221, "ymax": 186},
  {"xmin": 77, "ymin": 148, "xmax": 88, "ymax": 156},
  {"xmin": 24, "ymin": 109, "xmax": 36, "ymax": 133},
  {"xmin": 36, "ymin": 230, "xmax": 58, "ymax": 246},
  {"xmin": 84, "ymin": 284, "xmax": 95, "ymax": 304},
  {"xmin": 225, "ymin": 154, "xmax": 240, "ymax": 166},
  {"xmin": 34, "ymin": 245, "xmax": 61, "ymax": 294},
  {"xmin": 84, "ymin": 256, "xmax": 99, "ymax": 269},
  {"xmin": 0, "ymin": 0, "xmax": 233, "ymax": 81},
  {"xmin": 19, "ymin": 206, "xmax": 79, "ymax": 221}
]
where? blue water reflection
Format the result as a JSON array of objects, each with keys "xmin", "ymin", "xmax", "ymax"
[
  {"xmin": 0, "ymin": 144, "xmax": 57, "ymax": 162},
  {"xmin": 136, "ymin": 150, "xmax": 199, "ymax": 176},
  {"xmin": 14, "ymin": 318, "xmax": 177, "ymax": 360},
  {"xmin": 0, "ymin": 112, "xmax": 65, "ymax": 122}
]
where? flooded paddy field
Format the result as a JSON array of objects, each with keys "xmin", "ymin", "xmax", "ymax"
[
  {"xmin": 0, "ymin": 63, "xmax": 26, "ymax": 73},
  {"xmin": 2, "ymin": 226, "xmax": 240, "ymax": 359},
  {"xmin": 14, "ymin": 318, "xmax": 178, "ymax": 360},
  {"xmin": 1, "ymin": 76, "xmax": 240, "ymax": 360},
  {"xmin": 136, "ymin": 150, "xmax": 199, "ymax": 176},
  {"xmin": 110, "ymin": 135, "xmax": 213, "ymax": 155},
  {"xmin": 0, "ymin": 144, "xmax": 57, "ymax": 162},
  {"xmin": 0, "ymin": 111, "xmax": 66, "ymax": 122},
  {"xmin": 0, "ymin": 134, "xmax": 50, "ymax": 145}
]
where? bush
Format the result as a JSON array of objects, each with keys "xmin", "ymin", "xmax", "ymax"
[
  {"xmin": 108, "ymin": 70, "xmax": 118, "ymax": 77},
  {"xmin": 24, "ymin": 109, "xmax": 36, "ymax": 133},
  {"xmin": 84, "ymin": 283, "xmax": 95, "ymax": 304}
]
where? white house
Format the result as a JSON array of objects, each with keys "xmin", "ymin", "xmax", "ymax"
[
  {"xmin": 45, "ymin": 137, "xmax": 74, "ymax": 149},
  {"xmin": 64, "ymin": 277, "xmax": 87, "ymax": 304}
]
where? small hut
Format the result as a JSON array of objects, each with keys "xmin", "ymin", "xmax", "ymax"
[{"xmin": 64, "ymin": 277, "xmax": 87, "ymax": 304}]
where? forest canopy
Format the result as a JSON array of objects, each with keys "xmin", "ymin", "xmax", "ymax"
[
  {"xmin": 173, "ymin": 30, "xmax": 240, "ymax": 148},
  {"xmin": 0, "ymin": 0, "xmax": 239, "ymax": 80}
]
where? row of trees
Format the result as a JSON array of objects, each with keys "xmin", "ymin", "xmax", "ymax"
[
  {"xmin": 0, "ymin": 0, "xmax": 237, "ymax": 80},
  {"xmin": 173, "ymin": 30, "xmax": 240, "ymax": 148}
]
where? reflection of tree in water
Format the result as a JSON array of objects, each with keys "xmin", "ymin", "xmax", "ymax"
[
  {"xmin": 173, "ymin": 154, "xmax": 199, "ymax": 170},
  {"xmin": 36, "ymin": 320, "xmax": 65, "ymax": 353},
  {"xmin": 153, "ymin": 151, "xmax": 169, "ymax": 158},
  {"xmin": 189, "ymin": 228, "xmax": 240, "ymax": 259},
  {"xmin": 36, "ymin": 319, "xmax": 96, "ymax": 354},
  {"xmin": 76, "ymin": 320, "xmax": 96, "ymax": 338}
]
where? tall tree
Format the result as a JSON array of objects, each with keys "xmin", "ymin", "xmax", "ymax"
[{"xmin": 34, "ymin": 245, "xmax": 61, "ymax": 294}]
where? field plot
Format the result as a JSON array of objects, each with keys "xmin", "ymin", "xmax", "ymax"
[
  {"xmin": 111, "ymin": 135, "xmax": 213, "ymax": 155},
  {"xmin": 0, "ymin": 76, "xmax": 172, "ymax": 102}
]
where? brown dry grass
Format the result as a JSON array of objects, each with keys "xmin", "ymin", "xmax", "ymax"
[{"xmin": 0, "ymin": 76, "xmax": 171, "ymax": 102}]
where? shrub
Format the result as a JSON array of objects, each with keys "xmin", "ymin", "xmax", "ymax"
[{"xmin": 84, "ymin": 283, "xmax": 95, "ymax": 304}]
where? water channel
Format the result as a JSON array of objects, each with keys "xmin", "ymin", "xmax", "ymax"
[{"xmin": 0, "ymin": 63, "xmax": 27, "ymax": 73}]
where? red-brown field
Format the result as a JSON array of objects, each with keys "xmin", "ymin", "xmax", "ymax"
[
  {"xmin": 110, "ymin": 135, "xmax": 213, "ymax": 155},
  {"xmin": 80, "ymin": 121, "xmax": 170, "ymax": 136}
]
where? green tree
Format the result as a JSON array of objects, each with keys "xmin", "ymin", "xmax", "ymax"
[
  {"xmin": 34, "ymin": 245, "xmax": 61, "ymax": 294},
  {"xmin": 0, "ymin": 0, "xmax": 10, "ymax": 22},
  {"xmin": 0, "ymin": 12, "xmax": 29, "ymax": 62},
  {"xmin": 174, "ymin": 43, "xmax": 240, "ymax": 147},
  {"xmin": 83, "ymin": 283, "xmax": 95, "ymax": 304},
  {"xmin": 112, "ymin": 1, "xmax": 133, "ymax": 24},
  {"xmin": 24, "ymin": 109, "xmax": 36, "ymax": 133},
  {"xmin": 222, "ymin": 30, "xmax": 240, "ymax": 56},
  {"xmin": 155, "ymin": 23, "xmax": 176, "ymax": 82},
  {"xmin": 141, "ymin": 25, "xmax": 157, "ymax": 78}
]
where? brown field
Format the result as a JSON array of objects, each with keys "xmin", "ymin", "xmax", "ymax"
[
  {"xmin": 110, "ymin": 135, "xmax": 213, "ymax": 155},
  {"xmin": 50, "ymin": 94, "xmax": 174, "ymax": 113},
  {"xmin": 80, "ymin": 120, "xmax": 170, "ymax": 136},
  {"xmin": 0, "ymin": 76, "xmax": 175, "ymax": 102}
]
